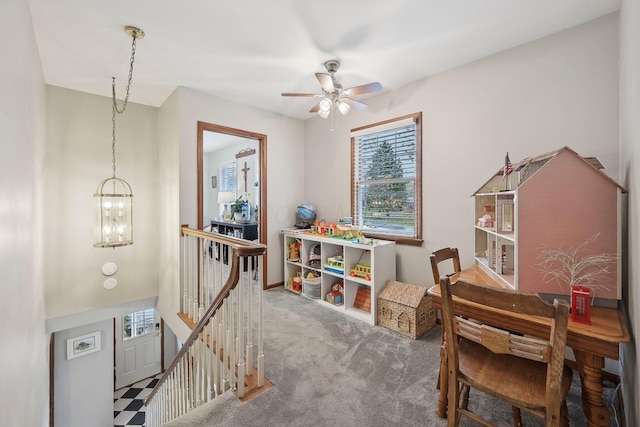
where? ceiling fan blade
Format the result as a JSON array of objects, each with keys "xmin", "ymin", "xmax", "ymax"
[
  {"xmin": 341, "ymin": 97, "xmax": 368, "ymax": 111},
  {"xmin": 344, "ymin": 82, "xmax": 382, "ymax": 96},
  {"xmin": 281, "ymin": 93, "xmax": 318, "ymax": 97},
  {"xmin": 309, "ymin": 102, "xmax": 321, "ymax": 113},
  {"xmin": 315, "ymin": 73, "xmax": 335, "ymax": 92}
]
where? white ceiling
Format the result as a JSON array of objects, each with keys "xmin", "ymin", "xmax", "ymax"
[{"xmin": 28, "ymin": 0, "xmax": 619, "ymax": 120}]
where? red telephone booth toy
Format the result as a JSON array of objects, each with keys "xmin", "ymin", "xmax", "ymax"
[{"xmin": 571, "ymin": 285, "xmax": 591, "ymax": 325}]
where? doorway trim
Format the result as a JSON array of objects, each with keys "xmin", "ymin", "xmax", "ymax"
[{"xmin": 197, "ymin": 121, "xmax": 269, "ymax": 289}]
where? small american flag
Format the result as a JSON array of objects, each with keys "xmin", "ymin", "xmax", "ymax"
[{"xmin": 503, "ymin": 152, "xmax": 513, "ymax": 180}]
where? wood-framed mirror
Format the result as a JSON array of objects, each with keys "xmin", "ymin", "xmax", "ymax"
[{"xmin": 197, "ymin": 121, "xmax": 268, "ymax": 289}]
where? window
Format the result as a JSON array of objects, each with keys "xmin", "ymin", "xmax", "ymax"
[
  {"xmin": 351, "ymin": 112, "xmax": 422, "ymax": 245},
  {"xmin": 123, "ymin": 309, "xmax": 156, "ymax": 340},
  {"xmin": 218, "ymin": 161, "xmax": 237, "ymax": 194},
  {"xmin": 218, "ymin": 161, "xmax": 237, "ymax": 216}
]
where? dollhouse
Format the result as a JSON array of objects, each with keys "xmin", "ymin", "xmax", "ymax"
[{"xmin": 473, "ymin": 146, "xmax": 626, "ymax": 301}]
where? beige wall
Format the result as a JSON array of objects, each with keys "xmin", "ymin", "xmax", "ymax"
[
  {"xmin": 0, "ymin": 1, "xmax": 49, "ymax": 425},
  {"xmin": 44, "ymin": 87, "xmax": 161, "ymax": 320},
  {"xmin": 155, "ymin": 89, "xmax": 189, "ymax": 340},
  {"xmin": 304, "ymin": 13, "xmax": 619, "ymax": 288},
  {"xmin": 619, "ymin": 0, "xmax": 640, "ymax": 424},
  {"xmin": 155, "ymin": 87, "xmax": 305, "ymax": 343},
  {"xmin": 176, "ymin": 87, "xmax": 305, "ymax": 287}
]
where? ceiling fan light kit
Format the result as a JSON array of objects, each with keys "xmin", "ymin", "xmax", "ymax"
[
  {"xmin": 319, "ymin": 98, "xmax": 332, "ymax": 112},
  {"xmin": 281, "ymin": 59, "xmax": 382, "ymax": 123},
  {"xmin": 337, "ymin": 101, "xmax": 351, "ymax": 116}
]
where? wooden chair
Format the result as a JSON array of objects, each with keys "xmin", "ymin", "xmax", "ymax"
[
  {"xmin": 430, "ymin": 247, "xmax": 463, "ymax": 399},
  {"xmin": 439, "ymin": 276, "xmax": 573, "ymax": 427},
  {"xmin": 430, "ymin": 248, "xmax": 462, "ymax": 285}
]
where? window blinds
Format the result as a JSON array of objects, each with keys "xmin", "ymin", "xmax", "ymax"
[
  {"xmin": 218, "ymin": 161, "xmax": 237, "ymax": 194},
  {"xmin": 352, "ymin": 121, "xmax": 417, "ymax": 237}
]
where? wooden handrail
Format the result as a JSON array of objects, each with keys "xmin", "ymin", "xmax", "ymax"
[
  {"xmin": 144, "ymin": 226, "xmax": 266, "ymax": 406},
  {"xmin": 181, "ymin": 225, "xmax": 266, "ymax": 257}
]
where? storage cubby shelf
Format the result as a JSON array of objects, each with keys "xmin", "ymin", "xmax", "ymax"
[{"xmin": 283, "ymin": 232, "xmax": 396, "ymax": 325}]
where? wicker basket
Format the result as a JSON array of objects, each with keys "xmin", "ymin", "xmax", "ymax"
[{"xmin": 377, "ymin": 280, "xmax": 435, "ymax": 339}]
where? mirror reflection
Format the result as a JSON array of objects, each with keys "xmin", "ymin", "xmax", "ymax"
[
  {"xmin": 197, "ymin": 121, "xmax": 268, "ymax": 289},
  {"xmin": 203, "ymin": 134, "xmax": 259, "ymax": 225}
]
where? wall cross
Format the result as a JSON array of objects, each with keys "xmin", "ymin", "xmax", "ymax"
[{"xmin": 241, "ymin": 161, "xmax": 250, "ymax": 193}]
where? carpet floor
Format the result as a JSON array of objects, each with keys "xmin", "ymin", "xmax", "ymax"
[{"xmin": 164, "ymin": 285, "xmax": 621, "ymax": 427}]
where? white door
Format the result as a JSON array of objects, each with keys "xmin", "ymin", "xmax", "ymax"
[{"xmin": 115, "ymin": 308, "xmax": 161, "ymax": 389}]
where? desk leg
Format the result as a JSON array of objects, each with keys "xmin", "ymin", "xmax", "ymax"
[
  {"xmin": 573, "ymin": 349, "xmax": 610, "ymax": 427},
  {"xmin": 437, "ymin": 340, "xmax": 448, "ymax": 418}
]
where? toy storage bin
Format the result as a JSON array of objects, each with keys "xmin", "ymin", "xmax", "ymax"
[
  {"xmin": 377, "ymin": 280, "xmax": 435, "ymax": 339},
  {"xmin": 302, "ymin": 276, "xmax": 321, "ymax": 299}
]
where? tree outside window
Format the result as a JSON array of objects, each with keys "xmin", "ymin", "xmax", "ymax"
[
  {"xmin": 351, "ymin": 113, "xmax": 422, "ymax": 245},
  {"xmin": 364, "ymin": 140, "xmax": 409, "ymax": 215}
]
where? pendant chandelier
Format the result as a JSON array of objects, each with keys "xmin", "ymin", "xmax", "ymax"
[{"xmin": 94, "ymin": 26, "xmax": 144, "ymax": 248}]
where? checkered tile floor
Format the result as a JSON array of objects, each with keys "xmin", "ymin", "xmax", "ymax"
[{"xmin": 114, "ymin": 373, "xmax": 162, "ymax": 426}]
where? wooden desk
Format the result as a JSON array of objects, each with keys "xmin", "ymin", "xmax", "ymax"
[{"xmin": 428, "ymin": 264, "xmax": 630, "ymax": 427}]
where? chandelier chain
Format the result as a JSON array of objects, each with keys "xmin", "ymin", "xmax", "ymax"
[{"xmin": 111, "ymin": 34, "xmax": 139, "ymax": 178}]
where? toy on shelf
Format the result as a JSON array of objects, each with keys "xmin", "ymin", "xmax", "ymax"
[
  {"xmin": 356, "ymin": 236, "xmax": 378, "ymax": 245},
  {"xmin": 339, "ymin": 216, "xmax": 352, "ymax": 226},
  {"xmin": 306, "ymin": 270, "xmax": 320, "ymax": 280},
  {"xmin": 337, "ymin": 216, "xmax": 364, "ymax": 240},
  {"xmin": 286, "ymin": 272, "xmax": 302, "ymax": 294},
  {"xmin": 326, "ymin": 282, "xmax": 344, "ymax": 306},
  {"xmin": 325, "ymin": 255, "xmax": 345, "ymax": 274},
  {"xmin": 295, "ymin": 203, "xmax": 317, "ymax": 229},
  {"xmin": 477, "ymin": 214, "xmax": 494, "ymax": 228},
  {"xmin": 353, "ymin": 286, "xmax": 372, "ymax": 312},
  {"xmin": 306, "ymin": 243, "xmax": 321, "ymax": 269},
  {"xmin": 309, "ymin": 219, "xmax": 341, "ymax": 237},
  {"xmin": 306, "ymin": 217, "xmax": 379, "ymax": 245},
  {"xmin": 287, "ymin": 239, "xmax": 301, "ymax": 262},
  {"xmin": 350, "ymin": 264, "xmax": 371, "ymax": 281},
  {"xmin": 350, "ymin": 250, "xmax": 372, "ymax": 280},
  {"xmin": 338, "ymin": 225, "xmax": 363, "ymax": 241}
]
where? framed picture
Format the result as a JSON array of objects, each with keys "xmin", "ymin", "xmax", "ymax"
[
  {"xmin": 67, "ymin": 331, "xmax": 101, "ymax": 360},
  {"xmin": 211, "ymin": 176, "xmax": 217, "ymax": 189}
]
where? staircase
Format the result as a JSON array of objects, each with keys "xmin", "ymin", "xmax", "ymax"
[{"xmin": 144, "ymin": 226, "xmax": 268, "ymax": 426}]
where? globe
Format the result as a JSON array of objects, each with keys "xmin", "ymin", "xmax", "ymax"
[{"xmin": 296, "ymin": 203, "xmax": 317, "ymax": 228}]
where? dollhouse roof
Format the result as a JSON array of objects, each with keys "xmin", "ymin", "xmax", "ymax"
[
  {"xmin": 472, "ymin": 146, "xmax": 627, "ymax": 195},
  {"xmin": 379, "ymin": 280, "xmax": 428, "ymax": 308}
]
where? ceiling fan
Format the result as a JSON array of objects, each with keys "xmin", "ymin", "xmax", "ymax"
[{"xmin": 282, "ymin": 60, "xmax": 382, "ymax": 118}]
